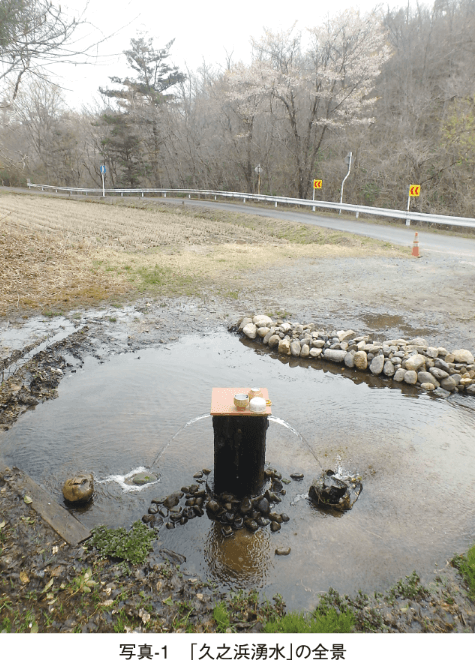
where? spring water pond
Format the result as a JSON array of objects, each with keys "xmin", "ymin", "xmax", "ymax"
[{"xmin": 1, "ymin": 331, "xmax": 475, "ymax": 610}]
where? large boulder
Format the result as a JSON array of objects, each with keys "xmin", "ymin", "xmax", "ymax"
[
  {"xmin": 408, "ymin": 337, "xmax": 428, "ymax": 348},
  {"xmin": 253, "ymin": 315, "xmax": 274, "ymax": 327},
  {"xmin": 268, "ymin": 334, "xmax": 280, "ymax": 348},
  {"xmin": 278, "ymin": 338, "xmax": 291, "ymax": 355},
  {"xmin": 323, "ymin": 349, "xmax": 347, "ymax": 363},
  {"xmin": 404, "ymin": 370, "xmax": 418, "ymax": 385},
  {"xmin": 337, "ymin": 330, "xmax": 356, "ymax": 342},
  {"xmin": 290, "ymin": 340, "xmax": 301, "ymax": 357},
  {"xmin": 393, "ymin": 368, "xmax": 406, "ymax": 382},
  {"xmin": 370, "ymin": 355, "xmax": 385, "ymax": 375},
  {"xmin": 238, "ymin": 317, "xmax": 252, "ymax": 331},
  {"xmin": 63, "ymin": 474, "xmax": 94, "ymax": 503},
  {"xmin": 430, "ymin": 367, "xmax": 449, "ymax": 380},
  {"xmin": 383, "ymin": 360, "xmax": 395, "ymax": 377},
  {"xmin": 300, "ymin": 343, "xmax": 310, "ymax": 358},
  {"xmin": 257, "ymin": 326, "xmax": 270, "ymax": 338},
  {"xmin": 309, "ymin": 348, "xmax": 322, "ymax": 358},
  {"xmin": 452, "ymin": 349, "xmax": 474, "ymax": 364},
  {"xmin": 263, "ymin": 329, "xmax": 275, "ymax": 344},
  {"xmin": 440, "ymin": 376, "xmax": 457, "ymax": 391},
  {"xmin": 312, "ymin": 339, "xmax": 325, "ymax": 348},
  {"xmin": 404, "ymin": 354, "xmax": 426, "ymax": 371},
  {"xmin": 242, "ymin": 323, "xmax": 257, "ymax": 339},
  {"xmin": 353, "ymin": 351, "xmax": 368, "ymax": 370},
  {"xmin": 344, "ymin": 351, "xmax": 355, "ymax": 368}
]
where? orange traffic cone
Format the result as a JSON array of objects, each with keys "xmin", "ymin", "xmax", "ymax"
[{"xmin": 412, "ymin": 232, "xmax": 420, "ymax": 257}]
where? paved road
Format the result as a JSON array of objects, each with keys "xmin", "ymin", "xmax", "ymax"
[
  {"xmin": 5, "ymin": 187, "xmax": 475, "ymax": 258},
  {"xmin": 166, "ymin": 198, "xmax": 475, "ymax": 259}
]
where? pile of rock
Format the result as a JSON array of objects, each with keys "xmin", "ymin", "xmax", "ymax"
[
  {"xmin": 205, "ymin": 468, "xmax": 290, "ymax": 537},
  {"xmin": 142, "ymin": 467, "xmax": 291, "ymax": 539},
  {"xmin": 236, "ymin": 315, "xmax": 475, "ymax": 397}
]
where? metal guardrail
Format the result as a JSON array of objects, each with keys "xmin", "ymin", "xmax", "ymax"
[{"xmin": 26, "ymin": 183, "xmax": 475, "ymax": 229}]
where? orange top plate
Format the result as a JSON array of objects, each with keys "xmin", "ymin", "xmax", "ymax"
[{"xmin": 210, "ymin": 387, "xmax": 271, "ymax": 416}]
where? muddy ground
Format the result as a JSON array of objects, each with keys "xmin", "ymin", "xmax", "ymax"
[{"xmin": 1, "ymin": 192, "xmax": 475, "ymax": 632}]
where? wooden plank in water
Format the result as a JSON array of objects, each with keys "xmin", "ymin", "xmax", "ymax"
[{"xmin": 0, "ymin": 462, "xmax": 91, "ymax": 546}]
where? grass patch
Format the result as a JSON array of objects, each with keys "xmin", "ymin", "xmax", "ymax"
[
  {"xmin": 213, "ymin": 602, "xmax": 231, "ymax": 633},
  {"xmin": 264, "ymin": 608, "xmax": 354, "ymax": 633},
  {"xmin": 86, "ymin": 521, "xmax": 156, "ymax": 565},
  {"xmin": 452, "ymin": 544, "xmax": 475, "ymax": 600},
  {"xmin": 387, "ymin": 571, "xmax": 430, "ymax": 602},
  {"xmin": 42, "ymin": 311, "xmax": 62, "ymax": 318}
]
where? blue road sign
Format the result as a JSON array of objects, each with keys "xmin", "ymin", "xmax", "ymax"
[{"xmin": 100, "ymin": 165, "xmax": 106, "ymax": 174}]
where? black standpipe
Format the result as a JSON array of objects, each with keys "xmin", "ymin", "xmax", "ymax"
[{"xmin": 213, "ymin": 415, "xmax": 269, "ymax": 498}]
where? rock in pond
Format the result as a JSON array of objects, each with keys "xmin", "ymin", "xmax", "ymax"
[
  {"xmin": 309, "ymin": 470, "xmax": 362, "ymax": 511},
  {"xmin": 159, "ymin": 549, "xmax": 186, "ymax": 565},
  {"xmin": 133, "ymin": 472, "xmax": 157, "ymax": 486},
  {"xmin": 62, "ymin": 473, "xmax": 94, "ymax": 503},
  {"xmin": 275, "ymin": 548, "xmax": 291, "ymax": 556},
  {"xmin": 163, "ymin": 492, "xmax": 184, "ymax": 509}
]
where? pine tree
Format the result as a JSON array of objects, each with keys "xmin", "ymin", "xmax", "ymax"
[{"xmin": 99, "ymin": 36, "xmax": 185, "ymax": 187}]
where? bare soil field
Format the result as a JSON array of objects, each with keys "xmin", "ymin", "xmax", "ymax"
[{"xmin": 0, "ymin": 192, "xmax": 407, "ymax": 317}]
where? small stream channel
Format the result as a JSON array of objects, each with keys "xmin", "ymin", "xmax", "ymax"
[{"xmin": 1, "ymin": 331, "xmax": 475, "ymax": 611}]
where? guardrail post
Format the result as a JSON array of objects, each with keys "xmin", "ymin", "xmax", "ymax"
[
  {"xmin": 121, "ymin": 192, "xmax": 123, "ymax": 197},
  {"xmin": 275, "ymin": 201, "xmax": 277, "ymax": 207},
  {"xmin": 164, "ymin": 192, "xmax": 166, "ymax": 198},
  {"xmin": 356, "ymin": 212, "xmax": 359, "ymax": 219}
]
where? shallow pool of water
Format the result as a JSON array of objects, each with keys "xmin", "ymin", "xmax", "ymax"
[{"xmin": 2, "ymin": 331, "xmax": 475, "ymax": 609}]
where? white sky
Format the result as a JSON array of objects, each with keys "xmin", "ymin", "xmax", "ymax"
[{"xmin": 54, "ymin": 0, "xmax": 405, "ymax": 108}]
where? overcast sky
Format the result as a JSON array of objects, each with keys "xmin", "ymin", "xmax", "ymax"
[{"xmin": 55, "ymin": 0, "xmax": 404, "ymax": 108}]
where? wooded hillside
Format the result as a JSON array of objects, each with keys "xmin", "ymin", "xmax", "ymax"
[{"xmin": 1, "ymin": 0, "xmax": 474, "ymax": 216}]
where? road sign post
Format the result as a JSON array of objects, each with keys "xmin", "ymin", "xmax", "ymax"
[
  {"xmin": 312, "ymin": 179, "xmax": 322, "ymax": 211},
  {"xmin": 406, "ymin": 185, "xmax": 421, "ymax": 225},
  {"xmin": 255, "ymin": 164, "xmax": 263, "ymax": 195},
  {"xmin": 339, "ymin": 152, "xmax": 352, "ymax": 215},
  {"xmin": 100, "ymin": 165, "xmax": 106, "ymax": 197}
]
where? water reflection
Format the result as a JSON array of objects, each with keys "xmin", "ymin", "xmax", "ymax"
[{"xmin": 204, "ymin": 521, "xmax": 271, "ymax": 587}]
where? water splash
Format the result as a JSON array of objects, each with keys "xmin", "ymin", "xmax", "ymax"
[
  {"xmin": 268, "ymin": 415, "xmax": 323, "ymax": 470},
  {"xmin": 97, "ymin": 466, "xmax": 160, "ymax": 492},
  {"xmin": 290, "ymin": 493, "xmax": 309, "ymax": 506},
  {"xmin": 333, "ymin": 454, "xmax": 359, "ymax": 482},
  {"xmin": 150, "ymin": 413, "xmax": 211, "ymax": 468},
  {"xmin": 98, "ymin": 413, "xmax": 212, "ymax": 492}
]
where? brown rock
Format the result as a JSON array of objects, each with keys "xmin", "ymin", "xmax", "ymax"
[{"xmin": 62, "ymin": 473, "xmax": 94, "ymax": 503}]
